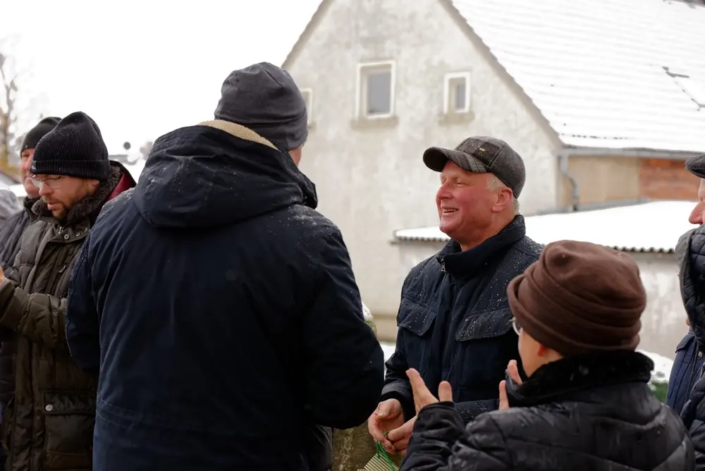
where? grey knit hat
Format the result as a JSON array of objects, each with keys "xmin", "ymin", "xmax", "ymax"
[{"xmin": 214, "ymin": 62, "xmax": 308, "ymax": 152}]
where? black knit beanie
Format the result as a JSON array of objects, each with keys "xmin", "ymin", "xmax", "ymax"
[
  {"xmin": 31, "ymin": 111, "xmax": 110, "ymax": 181},
  {"xmin": 21, "ymin": 117, "xmax": 61, "ymax": 153}
]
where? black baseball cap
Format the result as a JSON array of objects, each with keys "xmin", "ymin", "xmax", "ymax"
[{"xmin": 423, "ymin": 136, "xmax": 526, "ymax": 197}]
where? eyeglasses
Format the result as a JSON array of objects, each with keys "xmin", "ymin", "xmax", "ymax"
[
  {"xmin": 30, "ymin": 175, "xmax": 63, "ymax": 190},
  {"xmin": 512, "ymin": 318, "xmax": 522, "ymax": 335}
]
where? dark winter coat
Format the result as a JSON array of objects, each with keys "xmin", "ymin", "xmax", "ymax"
[
  {"xmin": 0, "ymin": 164, "xmax": 134, "ymax": 471},
  {"xmin": 0, "ymin": 197, "xmax": 38, "ymax": 413},
  {"xmin": 402, "ymin": 352, "xmax": 693, "ymax": 471},
  {"xmin": 0, "ymin": 197, "xmax": 38, "ymax": 271},
  {"xmin": 667, "ymin": 329, "xmax": 705, "ymax": 414},
  {"xmin": 65, "ymin": 120, "xmax": 385, "ymax": 471},
  {"xmin": 676, "ymin": 225, "xmax": 705, "ymax": 469},
  {"xmin": 382, "ymin": 218, "xmax": 541, "ymax": 422}
]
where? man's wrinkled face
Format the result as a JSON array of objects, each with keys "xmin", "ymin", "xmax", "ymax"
[
  {"xmin": 33, "ymin": 174, "xmax": 98, "ymax": 222},
  {"xmin": 436, "ymin": 161, "xmax": 496, "ymax": 240},
  {"xmin": 20, "ymin": 149, "xmax": 39, "ymax": 199},
  {"xmin": 690, "ymin": 179, "xmax": 705, "ymax": 225}
]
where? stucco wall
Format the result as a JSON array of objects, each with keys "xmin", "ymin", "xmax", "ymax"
[
  {"xmin": 286, "ymin": 0, "xmax": 560, "ymax": 317},
  {"xmin": 560, "ymin": 156, "xmax": 699, "ymax": 208},
  {"xmin": 393, "ymin": 242, "xmax": 687, "ymax": 359},
  {"xmin": 560, "ymin": 156, "xmax": 641, "ymax": 207}
]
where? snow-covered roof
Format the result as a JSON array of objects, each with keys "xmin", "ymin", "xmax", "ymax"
[
  {"xmin": 451, "ymin": 0, "xmax": 705, "ymax": 153},
  {"xmin": 394, "ymin": 201, "xmax": 698, "ymax": 253}
]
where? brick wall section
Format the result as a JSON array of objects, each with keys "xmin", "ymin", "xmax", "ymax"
[{"xmin": 639, "ymin": 158, "xmax": 699, "ymax": 200}]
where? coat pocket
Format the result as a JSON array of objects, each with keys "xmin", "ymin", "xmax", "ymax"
[
  {"xmin": 397, "ymin": 299, "xmax": 437, "ymax": 369},
  {"xmin": 398, "ymin": 298, "xmax": 436, "ymax": 337},
  {"xmin": 42, "ymin": 391, "xmax": 95, "ymax": 470},
  {"xmin": 455, "ymin": 307, "xmax": 513, "ymax": 342}
]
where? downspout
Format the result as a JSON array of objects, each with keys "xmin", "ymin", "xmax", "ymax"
[{"xmin": 559, "ymin": 151, "xmax": 579, "ymax": 211}]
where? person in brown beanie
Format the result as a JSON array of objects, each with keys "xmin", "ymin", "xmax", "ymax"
[{"xmin": 399, "ymin": 240, "xmax": 693, "ymax": 471}]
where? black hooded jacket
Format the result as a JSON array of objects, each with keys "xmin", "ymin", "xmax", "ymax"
[
  {"xmin": 676, "ymin": 226, "xmax": 705, "ymax": 470},
  {"xmin": 65, "ymin": 120, "xmax": 384, "ymax": 471},
  {"xmin": 401, "ymin": 352, "xmax": 692, "ymax": 471}
]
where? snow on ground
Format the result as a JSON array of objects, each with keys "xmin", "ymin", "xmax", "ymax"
[
  {"xmin": 380, "ymin": 343, "xmax": 673, "ymax": 384},
  {"xmin": 640, "ymin": 350, "xmax": 673, "ymax": 383}
]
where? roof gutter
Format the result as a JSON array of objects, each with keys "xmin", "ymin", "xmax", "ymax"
[{"xmin": 563, "ymin": 147, "xmax": 700, "ymax": 160}]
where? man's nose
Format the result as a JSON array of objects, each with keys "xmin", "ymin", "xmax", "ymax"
[
  {"xmin": 689, "ymin": 210, "xmax": 703, "ymax": 225},
  {"xmin": 38, "ymin": 184, "xmax": 52, "ymax": 197}
]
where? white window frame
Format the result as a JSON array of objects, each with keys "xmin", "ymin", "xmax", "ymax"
[
  {"xmin": 443, "ymin": 72, "xmax": 472, "ymax": 115},
  {"xmin": 300, "ymin": 88, "xmax": 314, "ymax": 125},
  {"xmin": 356, "ymin": 61, "xmax": 396, "ymax": 119}
]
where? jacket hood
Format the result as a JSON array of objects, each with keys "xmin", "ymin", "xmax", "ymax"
[
  {"xmin": 0, "ymin": 188, "xmax": 20, "ymax": 221},
  {"xmin": 133, "ymin": 120, "xmax": 317, "ymax": 229}
]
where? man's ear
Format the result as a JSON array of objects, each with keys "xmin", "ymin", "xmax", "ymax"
[{"xmin": 492, "ymin": 187, "xmax": 514, "ymax": 213}]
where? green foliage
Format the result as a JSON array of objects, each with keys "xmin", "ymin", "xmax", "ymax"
[{"xmin": 650, "ymin": 380, "xmax": 668, "ymax": 403}]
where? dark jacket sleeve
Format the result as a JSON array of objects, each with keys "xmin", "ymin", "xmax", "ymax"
[
  {"xmin": 380, "ymin": 328, "xmax": 416, "ymax": 422},
  {"xmin": 678, "ymin": 228, "xmax": 705, "ymax": 350},
  {"xmin": 683, "ymin": 376, "xmax": 705, "ymax": 470},
  {"xmin": 401, "ymin": 403, "xmax": 511, "ymax": 471},
  {"xmin": 0, "ymin": 271, "xmax": 69, "ymax": 351},
  {"xmin": 66, "ymin": 238, "xmax": 100, "ymax": 372},
  {"xmin": 302, "ymin": 229, "xmax": 384, "ymax": 430}
]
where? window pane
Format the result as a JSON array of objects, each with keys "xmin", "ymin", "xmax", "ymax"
[
  {"xmin": 454, "ymin": 81, "xmax": 467, "ymax": 111},
  {"xmin": 367, "ymin": 71, "xmax": 392, "ymax": 115}
]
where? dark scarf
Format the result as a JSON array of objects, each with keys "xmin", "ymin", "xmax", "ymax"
[{"xmin": 507, "ymin": 351, "xmax": 653, "ymax": 407}]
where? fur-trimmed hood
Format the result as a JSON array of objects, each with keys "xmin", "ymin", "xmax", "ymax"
[
  {"xmin": 32, "ymin": 162, "xmax": 136, "ymax": 226},
  {"xmin": 133, "ymin": 120, "xmax": 317, "ymax": 229}
]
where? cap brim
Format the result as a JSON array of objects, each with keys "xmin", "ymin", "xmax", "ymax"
[
  {"xmin": 423, "ymin": 147, "xmax": 488, "ymax": 173},
  {"xmin": 685, "ymin": 155, "xmax": 705, "ymax": 179}
]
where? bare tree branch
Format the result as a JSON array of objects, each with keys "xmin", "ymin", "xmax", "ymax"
[{"xmin": 0, "ymin": 37, "xmax": 38, "ymax": 177}]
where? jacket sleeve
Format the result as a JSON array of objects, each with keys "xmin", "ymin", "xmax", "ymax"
[
  {"xmin": 302, "ymin": 229, "xmax": 385, "ymax": 430},
  {"xmin": 684, "ymin": 377, "xmax": 705, "ymax": 470},
  {"xmin": 380, "ymin": 328, "xmax": 416, "ymax": 422},
  {"xmin": 455, "ymin": 399, "xmax": 500, "ymax": 423},
  {"xmin": 401, "ymin": 403, "xmax": 511, "ymax": 471},
  {"xmin": 0, "ymin": 279, "xmax": 69, "ymax": 351},
  {"xmin": 65, "ymin": 239, "xmax": 100, "ymax": 372}
]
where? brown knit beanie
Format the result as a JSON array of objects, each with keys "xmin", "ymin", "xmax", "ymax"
[{"xmin": 507, "ymin": 240, "xmax": 646, "ymax": 356}]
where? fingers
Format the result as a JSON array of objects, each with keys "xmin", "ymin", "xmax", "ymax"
[
  {"xmin": 406, "ymin": 368, "xmax": 426, "ymax": 394},
  {"xmin": 376, "ymin": 398, "xmax": 401, "ymax": 419},
  {"xmin": 376, "ymin": 400, "xmax": 392, "ymax": 418},
  {"xmin": 392, "ymin": 437, "xmax": 410, "ymax": 455},
  {"xmin": 387, "ymin": 417, "xmax": 414, "ymax": 443},
  {"xmin": 498, "ymin": 380, "xmax": 509, "ymax": 410},
  {"xmin": 438, "ymin": 381, "xmax": 453, "ymax": 402},
  {"xmin": 368, "ymin": 419, "xmax": 395, "ymax": 450},
  {"xmin": 507, "ymin": 360, "xmax": 523, "ymax": 385}
]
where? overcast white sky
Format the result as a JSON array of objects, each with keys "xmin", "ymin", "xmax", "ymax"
[{"xmin": 2, "ymin": 0, "xmax": 321, "ymax": 154}]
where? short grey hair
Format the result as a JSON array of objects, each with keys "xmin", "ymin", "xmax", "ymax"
[{"xmin": 487, "ymin": 174, "xmax": 520, "ymax": 214}]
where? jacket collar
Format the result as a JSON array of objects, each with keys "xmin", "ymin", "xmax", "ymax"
[
  {"xmin": 198, "ymin": 119, "xmax": 318, "ymax": 210},
  {"xmin": 507, "ymin": 351, "xmax": 653, "ymax": 407},
  {"xmin": 436, "ymin": 215, "xmax": 526, "ymax": 278}
]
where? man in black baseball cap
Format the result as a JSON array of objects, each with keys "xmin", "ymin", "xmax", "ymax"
[
  {"xmin": 371, "ymin": 136, "xmax": 541, "ymax": 456},
  {"xmin": 665, "ymin": 154, "xmax": 705, "ymax": 418}
]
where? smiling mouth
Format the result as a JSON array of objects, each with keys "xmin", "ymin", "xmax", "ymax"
[{"xmin": 441, "ymin": 208, "xmax": 458, "ymax": 215}]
